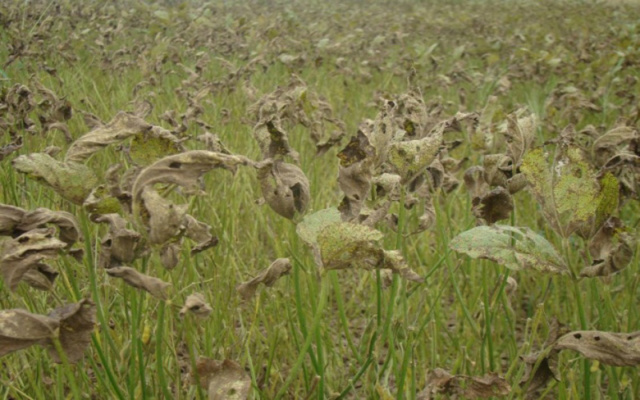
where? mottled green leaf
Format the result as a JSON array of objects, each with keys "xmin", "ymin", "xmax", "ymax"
[
  {"xmin": 450, "ymin": 225, "xmax": 567, "ymax": 274},
  {"xmin": 12, "ymin": 153, "xmax": 99, "ymax": 205}
]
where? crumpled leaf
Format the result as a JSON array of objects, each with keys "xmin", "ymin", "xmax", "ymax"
[
  {"xmin": 0, "ymin": 228, "xmax": 66, "ymax": 291},
  {"xmin": 83, "ymin": 185, "xmax": 123, "ymax": 215},
  {"xmin": 0, "ymin": 309, "xmax": 59, "ymax": 357},
  {"xmin": 253, "ymin": 119, "xmax": 300, "ymax": 162},
  {"xmin": 298, "ymin": 209, "xmax": 423, "ymax": 281},
  {"xmin": 387, "ymin": 131, "xmax": 442, "ymax": 183},
  {"xmin": 450, "ymin": 225, "xmax": 567, "ymax": 273},
  {"xmin": 417, "ymin": 368, "xmax": 511, "ymax": 399},
  {"xmin": 519, "ymin": 318, "xmax": 564, "ymax": 398},
  {"xmin": 504, "ymin": 109, "xmax": 537, "ymax": 166},
  {"xmin": 180, "ymin": 293, "xmax": 213, "ymax": 318},
  {"xmin": 0, "ymin": 204, "xmax": 80, "ymax": 245},
  {"xmin": 139, "ymin": 187, "xmax": 188, "ymax": 245},
  {"xmin": 22, "ymin": 263, "xmax": 58, "ymax": 291},
  {"xmin": 106, "ymin": 266, "xmax": 171, "ymax": 300},
  {"xmin": 194, "ymin": 358, "xmax": 251, "ymax": 400},
  {"xmin": 159, "ymin": 243, "xmax": 180, "ymax": 270},
  {"xmin": 581, "ymin": 217, "xmax": 634, "ymax": 278},
  {"xmin": 521, "ymin": 147, "xmax": 599, "ymax": 237},
  {"xmin": 93, "ymin": 214, "xmax": 142, "ymax": 268},
  {"xmin": 46, "ymin": 299, "xmax": 96, "ymax": 363},
  {"xmin": 257, "ymin": 161, "xmax": 310, "ymax": 220},
  {"xmin": 236, "ymin": 258, "xmax": 292, "ymax": 300},
  {"xmin": 555, "ymin": 330, "xmax": 640, "ymax": 367},
  {"xmin": 12, "ymin": 153, "xmax": 99, "ymax": 205},
  {"xmin": 0, "ymin": 136, "xmax": 23, "ymax": 161},
  {"xmin": 132, "ymin": 150, "xmax": 254, "ymax": 201},
  {"xmin": 182, "ymin": 214, "xmax": 219, "ymax": 255},
  {"xmin": 65, "ymin": 111, "xmax": 151, "ymax": 163},
  {"xmin": 472, "ymin": 187, "xmax": 514, "ymax": 225}
]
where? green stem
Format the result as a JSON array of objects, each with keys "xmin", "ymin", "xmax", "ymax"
[
  {"xmin": 275, "ymin": 275, "xmax": 329, "ymax": 400},
  {"xmin": 156, "ymin": 301, "xmax": 173, "ymax": 399},
  {"xmin": 51, "ymin": 338, "xmax": 82, "ymax": 400}
]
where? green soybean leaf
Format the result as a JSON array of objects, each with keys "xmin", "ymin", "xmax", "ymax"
[{"xmin": 450, "ymin": 225, "xmax": 567, "ymax": 274}]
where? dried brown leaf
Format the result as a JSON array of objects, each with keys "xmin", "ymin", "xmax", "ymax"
[
  {"xmin": 194, "ymin": 358, "xmax": 251, "ymax": 400},
  {"xmin": 0, "ymin": 309, "xmax": 59, "ymax": 357},
  {"xmin": 555, "ymin": 330, "xmax": 640, "ymax": 367},
  {"xmin": 236, "ymin": 258, "xmax": 292, "ymax": 300},
  {"xmin": 46, "ymin": 299, "xmax": 96, "ymax": 363},
  {"xmin": 417, "ymin": 368, "xmax": 511, "ymax": 399},
  {"xmin": 179, "ymin": 293, "xmax": 212, "ymax": 318},
  {"xmin": 257, "ymin": 161, "xmax": 310, "ymax": 220},
  {"xmin": 106, "ymin": 266, "xmax": 171, "ymax": 300}
]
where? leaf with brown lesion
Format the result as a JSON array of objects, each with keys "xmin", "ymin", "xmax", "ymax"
[
  {"xmin": 93, "ymin": 214, "xmax": 142, "ymax": 268},
  {"xmin": 46, "ymin": 299, "xmax": 96, "ymax": 363},
  {"xmin": 257, "ymin": 160, "xmax": 310, "ymax": 221},
  {"xmin": 416, "ymin": 368, "xmax": 511, "ymax": 399},
  {"xmin": 555, "ymin": 330, "xmax": 640, "ymax": 367},
  {"xmin": 0, "ymin": 309, "xmax": 59, "ymax": 357},
  {"xmin": 236, "ymin": 258, "xmax": 292, "ymax": 300}
]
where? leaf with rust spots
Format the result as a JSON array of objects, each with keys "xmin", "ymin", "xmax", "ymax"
[
  {"xmin": 193, "ymin": 358, "xmax": 251, "ymax": 400},
  {"xmin": 65, "ymin": 111, "xmax": 151, "ymax": 163},
  {"xmin": 337, "ymin": 130, "xmax": 375, "ymax": 168},
  {"xmin": 257, "ymin": 161, "xmax": 310, "ymax": 220},
  {"xmin": 0, "ymin": 309, "xmax": 59, "ymax": 357},
  {"xmin": 387, "ymin": 131, "xmax": 442, "ymax": 183},
  {"xmin": 0, "ymin": 228, "xmax": 66, "ymax": 291},
  {"xmin": 46, "ymin": 299, "xmax": 96, "ymax": 363},
  {"xmin": 179, "ymin": 293, "xmax": 213, "ymax": 318},
  {"xmin": 450, "ymin": 225, "xmax": 567, "ymax": 274},
  {"xmin": 417, "ymin": 368, "xmax": 511, "ymax": 399},
  {"xmin": 556, "ymin": 331, "xmax": 640, "ymax": 367},
  {"xmin": 236, "ymin": 258, "xmax": 292, "ymax": 300},
  {"xmin": 12, "ymin": 153, "xmax": 99, "ymax": 205},
  {"xmin": 106, "ymin": 266, "xmax": 171, "ymax": 300}
]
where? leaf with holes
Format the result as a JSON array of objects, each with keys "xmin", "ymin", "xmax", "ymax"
[{"xmin": 556, "ymin": 331, "xmax": 640, "ymax": 367}]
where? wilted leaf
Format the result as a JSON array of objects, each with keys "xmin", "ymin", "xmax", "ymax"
[
  {"xmin": 0, "ymin": 136, "xmax": 23, "ymax": 161},
  {"xmin": 65, "ymin": 112, "xmax": 151, "ymax": 163},
  {"xmin": 521, "ymin": 147, "xmax": 599, "ymax": 237},
  {"xmin": 46, "ymin": 299, "xmax": 96, "ymax": 363},
  {"xmin": 236, "ymin": 258, "xmax": 292, "ymax": 299},
  {"xmin": 12, "ymin": 153, "xmax": 99, "ymax": 205},
  {"xmin": 15, "ymin": 208, "xmax": 80, "ymax": 246},
  {"xmin": 160, "ymin": 243, "xmax": 180, "ymax": 270},
  {"xmin": 387, "ymin": 132, "xmax": 442, "ymax": 183},
  {"xmin": 472, "ymin": 187, "xmax": 514, "ymax": 225},
  {"xmin": 139, "ymin": 187, "xmax": 187, "ymax": 245},
  {"xmin": 520, "ymin": 318, "xmax": 564, "ymax": 398},
  {"xmin": 581, "ymin": 217, "xmax": 633, "ymax": 278},
  {"xmin": 132, "ymin": 150, "xmax": 254, "ymax": 201},
  {"xmin": 183, "ymin": 215, "xmax": 218, "ymax": 255},
  {"xmin": 93, "ymin": 214, "xmax": 141, "ymax": 267},
  {"xmin": 0, "ymin": 309, "xmax": 59, "ymax": 357},
  {"xmin": 257, "ymin": 161, "xmax": 310, "ymax": 220},
  {"xmin": 450, "ymin": 225, "xmax": 567, "ymax": 273},
  {"xmin": 180, "ymin": 293, "xmax": 213, "ymax": 318},
  {"xmin": 556, "ymin": 331, "xmax": 640, "ymax": 367},
  {"xmin": 505, "ymin": 110, "xmax": 537, "ymax": 165},
  {"xmin": 83, "ymin": 185, "xmax": 123, "ymax": 215},
  {"xmin": 22, "ymin": 263, "xmax": 58, "ymax": 291},
  {"xmin": 417, "ymin": 368, "xmax": 511, "ymax": 399},
  {"xmin": 194, "ymin": 358, "xmax": 251, "ymax": 400},
  {"xmin": 106, "ymin": 266, "xmax": 171, "ymax": 300},
  {"xmin": 0, "ymin": 228, "xmax": 66, "ymax": 291}
]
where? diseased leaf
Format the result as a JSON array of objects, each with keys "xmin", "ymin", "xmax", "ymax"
[
  {"xmin": 519, "ymin": 318, "xmax": 564, "ymax": 399},
  {"xmin": 521, "ymin": 147, "xmax": 599, "ymax": 237},
  {"xmin": 183, "ymin": 215, "xmax": 219, "ymax": 255},
  {"xmin": 132, "ymin": 150, "xmax": 254, "ymax": 201},
  {"xmin": 106, "ymin": 266, "xmax": 171, "ymax": 300},
  {"xmin": 22, "ymin": 263, "xmax": 58, "ymax": 291},
  {"xmin": 296, "ymin": 207, "xmax": 342, "ymax": 248},
  {"xmin": 505, "ymin": 109, "xmax": 537, "ymax": 165},
  {"xmin": 83, "ymin": 186, "xmax": 123, "ymax": 215},
  {"xmin": 257, "ymin": 161, "xmax": 310, "ymax": 220},
  {"xmin": 556, "ymin": 331, "xmax": 640, "ymax": 367},
  {"xmin": 46, "ymin": 299, "xmax": 96, "ymax": 363},
  {"xmin": 129, "ymin": 126, "xmax": 184, "ymax": 166},
  {"xmin": 194, "ymin": 358, "xmax": 251, "ymax": 400},
  {"xmin": 387, "ymin": 132, "xmax": 442, "ymax": 183},
  {"xmin": 472, "ymin": 187, "xmax": 514, "ymax": 225},
  {"xmin": 0, "ymin": 136, "xmax": 23, "ymax": 161},
  {"xmin": 417, "ymin": 368, "xmax": 511, "ymax": 399},
  {"xmin": 0, "ymin": 309, "xmax": 59, "ymax": 357},
  {"xmin": 139, "ymin": 187, "xmax": 188, "ymax": 245},
  {"xmin": 450, "ymin": 225, "xmax": 567, "ymax": 273},
  {"xmin": 581, "ymin": 217, "xmax": 633, "ymax": 278},
  {"xmin": 12, "ymin": 153, "xmax": 99, "ymax": 205},
  {"xmin": 0, "ymin": 228, "xmax": 66, "ymax": 291},
  {"xmin": 180, "ymin": 293, "xmax": 213, "ymax": 318},
  {"xmin": 93, "ymin": 214, "xmax": 142, "ymax": 268},
  {"xmin": 236, "ymin": 258, "xmax": 292, "ymax": 300},
  {"xmin": 65, "ymin": 111, "xmax": 151, "ymax": 163}
]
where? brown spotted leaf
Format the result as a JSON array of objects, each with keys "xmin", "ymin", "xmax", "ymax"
[
  {"xmin": 0, "ymin": 309, "xmax": 59, "ymax": 357},
  {"xmin": 93, "ymin": 214, "xmax": 142, "ymax": 268},
  {"xmin": 555, "ymin": 331, "xmax": 640, "ymax": 367},
  {"xmin": 106, "ymin": 266, "xmax": 171, "ymax": 300},
  {"xmin": 505, "ymin": 109, "xmax": 537, "ymax": 166},
  {"xmin": 0, "ymin": 228, "xmax": 66, "ymax": 291},
  {"xmin": 472, "ymin": 187, "xmax": 514, "ymax": 225},
  {"xmin": 179, "ymin": 293, "xmax": 213, "ymax": 318},
  {"xmin": 236, "ymin": 258, "xmax": 292, "ymax": 300},
  {"xmin": 581, "ymin": 217, "xmax": 634, "ymax": 278},
  {"xmin": 129, "ymin": 126, "xmax": 184, "ymax": 166},
  {"xmin": 46, "ymin": 299, "xmax": 96, "ymax": 363},
  {"xmin": 183, "ymin": 215, "xmax": 219, "ymax": 255},
  {"xmin": 257, "ymin": 161, "xmax": 310, "ymax": 220},
  {"xmin": 139, "ymin": 187, "xmax": 188, "ymax": 245}
]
